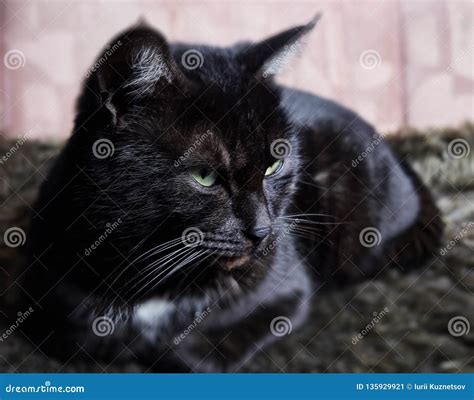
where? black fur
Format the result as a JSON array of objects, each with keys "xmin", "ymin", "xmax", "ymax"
[{"xmin": 20, "ymin": 18, "xmax": 443, "ymax": 372}]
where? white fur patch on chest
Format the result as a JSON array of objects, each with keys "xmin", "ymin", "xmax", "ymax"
[{"xmin": 133, "ymin": 299, "xmax": 173, "ymax": 341}]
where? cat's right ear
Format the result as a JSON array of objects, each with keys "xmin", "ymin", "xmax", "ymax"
[
  {"xmin": 84, "ymin": 23, "xmax": 192, "ymax": 126},
  {"xmin": 238, "ymin": 14, "xmax": 320, "ymax": 80}
]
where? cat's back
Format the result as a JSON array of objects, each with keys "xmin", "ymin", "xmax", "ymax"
[{"xmin": 279, "ymin": 86, "xmax": 442, "ymax": 283}]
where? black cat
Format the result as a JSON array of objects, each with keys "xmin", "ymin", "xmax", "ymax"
[{"xmin": 21, "ymin": 17, "xmax": 442, "ymax": 372}]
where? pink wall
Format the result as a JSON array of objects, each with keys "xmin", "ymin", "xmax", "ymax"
[{"xmin": 1, "ymin": 0, "xmax": 473, "ymax": 140}]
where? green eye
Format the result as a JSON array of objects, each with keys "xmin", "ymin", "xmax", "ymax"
[
  {"xmin": 265, "ymin": 159, "xmax": 283, "ymax": 177},
  {"xmin": 191, "ymin": 169, "xmax": 218, "ymax": 187}
]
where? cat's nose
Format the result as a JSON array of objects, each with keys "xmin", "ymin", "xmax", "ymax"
[{"xmin": 245, "ymin": 226, "xmax": 272, "ymax": 244}]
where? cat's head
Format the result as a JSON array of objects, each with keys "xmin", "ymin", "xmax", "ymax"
[{"xmin": 74, "ymin": 17, "xmax": 318, "ymax": 299}]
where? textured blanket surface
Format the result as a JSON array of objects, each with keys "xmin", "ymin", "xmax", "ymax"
[{"xmin": 0, "ymin": 125, "xmax": 473, "ymax": 372}]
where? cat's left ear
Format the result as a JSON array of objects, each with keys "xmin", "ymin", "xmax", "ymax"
[
  {"xmin": 83, "ymin": 22, "xmax": 194, "ymax": 128},
  {"xmin": 238, "ymin": 14, "xmax": 320, "ymax": 79}
]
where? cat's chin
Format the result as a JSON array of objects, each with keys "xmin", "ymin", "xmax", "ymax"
[{"xmin": 221, "ymin": 254, "xmax": 252, "ymax": 271}]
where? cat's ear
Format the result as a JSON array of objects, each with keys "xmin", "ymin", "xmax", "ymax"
[
  {"xmin": 86, "ymin": 22, "xmax": 192, "ymax": 123},
  {"xmin": 238, "ymin": 14, "xmax": 320, "ymax": 79}
]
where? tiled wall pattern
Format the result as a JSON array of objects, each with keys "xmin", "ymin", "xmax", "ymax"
[{"xmin": 0, "ymin": 0, "xmax": 473, "ymax": 139}]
